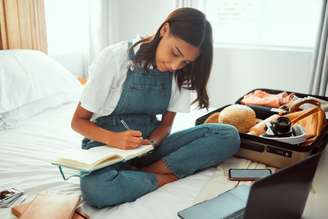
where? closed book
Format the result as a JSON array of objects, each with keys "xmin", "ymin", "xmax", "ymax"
[
  {"xmin": 11, "ymin": 193, "xmax": 87, "ymax": 219},
  {"xmin": 11, "ymin": 201, "xmax": 89, "ymax": 219}
]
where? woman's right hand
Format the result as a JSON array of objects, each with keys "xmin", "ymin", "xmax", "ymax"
[{"xmin": 107, "ymin": 130, "xmax": 143, "ymax": 150}]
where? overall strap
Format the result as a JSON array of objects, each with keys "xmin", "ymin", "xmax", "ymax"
[{"xmin": 128, "ymin": 41, "xmax": 135, "ymax": 60}]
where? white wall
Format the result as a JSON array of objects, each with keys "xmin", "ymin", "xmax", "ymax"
[
  {"xmin": 115, "ymin": 0, "xmax": 175, "ymax": 41},
  {"xmin": 50, "ymin": 52, "xmax": 86, "ymax": 76},
  {"xmin": 208, "ymin": 46, "xmax": 313, "ymax": 108}
]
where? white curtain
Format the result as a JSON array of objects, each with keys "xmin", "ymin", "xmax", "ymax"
[
  {"xmin": 86, "ymin": 0, "xmax": 119, "ymax": 75},
  {"xmin": 45, "ymin": 0, "xmax": 119, "ymax": 78},
  {"xmin": 175, "ymin": 0, "xmax": 194, "ymax": 8},
  {"xmin": 309, "ymin": 0, "xmax": 328, "ymax": 96}
]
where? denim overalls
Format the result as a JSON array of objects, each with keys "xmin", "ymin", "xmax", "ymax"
[{"xmin": 80, "ymin": 44, "xmax": 240, "ymax": 208}]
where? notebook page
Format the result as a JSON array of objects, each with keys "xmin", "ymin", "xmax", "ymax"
[
  {"xmin": 90, "ymin": 144, "xmax": 154, "ymax": 160},
  {"xmin": 56, "ymin": 144, "xmax": 153, "ymax": 165},
  {"xmin": 56, "ymin": 146, "xmax": 117, "ymax": 165}
]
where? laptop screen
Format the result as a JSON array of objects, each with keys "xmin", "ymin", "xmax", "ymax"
[{"xmin": 244, "ymin": 153, "xmax": 321, "ymax": 219}]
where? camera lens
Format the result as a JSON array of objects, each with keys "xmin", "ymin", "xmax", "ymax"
[
  {"xmin": 276, "ymin": 117, "xmax": 291, "ymax": 132},
  {"xmin": 272, "ymin": 117, "xmax": 292, "ymax": 137}
]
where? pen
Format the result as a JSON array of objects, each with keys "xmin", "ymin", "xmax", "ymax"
[
  {"xmin": 121, "ymin": 120, "xmax": 143, "ymax": 140},
  {"xmin": 120, "ymin": 120, "xmax": 130, "ymax": 130}
]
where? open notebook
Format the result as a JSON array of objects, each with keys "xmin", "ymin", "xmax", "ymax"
[{"xmin": 51, "ymin": 144, "xmax": 153, "ymax": 172}]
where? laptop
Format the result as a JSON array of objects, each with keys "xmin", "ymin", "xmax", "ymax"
[{"xmin": 178, "ymin": 153, "xmax": 322, "ymax": 219}]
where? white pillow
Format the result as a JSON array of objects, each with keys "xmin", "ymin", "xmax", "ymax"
[
  {"xmin": 0, "ymin": 92, "xmax": 81, "ymax": 130},
  {"xmin": 0, "ymin": 49, "xmax": 81, "ymax": 113}
]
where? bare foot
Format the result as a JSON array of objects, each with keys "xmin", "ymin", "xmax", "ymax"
[
  {"xmin": 141, "ymin": 160, "xmax": 173, "ymax": 174},
  {"xmin": 154, "ymin": 173, "xmax": 178, "ymax": 186}
]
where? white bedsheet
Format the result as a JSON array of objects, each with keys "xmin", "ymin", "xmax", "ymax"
[{"xmin": 0, "ymin": 102, "xmax": 270, "ymax": 219}]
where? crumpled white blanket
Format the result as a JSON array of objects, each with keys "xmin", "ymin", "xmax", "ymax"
[{"xmin": 193, "ymin": 157, "xmax": 276, "ymax": 205}]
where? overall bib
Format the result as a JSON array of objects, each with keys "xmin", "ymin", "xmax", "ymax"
[{"xmin": 80, "ymin": 44, "xmax": 240, "ymax": 208}]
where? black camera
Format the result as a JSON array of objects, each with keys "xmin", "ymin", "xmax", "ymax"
[{"xmin": 264, "ymin": 117, "xmax": 293, "ymax": 137}]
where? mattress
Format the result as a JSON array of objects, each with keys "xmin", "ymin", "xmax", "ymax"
[{"xmin": 0, "ymin": 102, "xmax": 270, "ymax": 219}]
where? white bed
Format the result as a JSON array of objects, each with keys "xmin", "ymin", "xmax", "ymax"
[
  {"xmin": 0, "ymin": 49, "xmax": 324, "ymax": 219},
  {"xmin": 1, "ymin": 49, "xmax": 249, "ymax": 219},
  {"xmin": 0, "ymin": 99, "xmax": 269, "ymax": 219}
]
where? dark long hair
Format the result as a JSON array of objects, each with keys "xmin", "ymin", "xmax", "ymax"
[{"xmin": 130, "ymin": 7, "xmax": 213, "ymax": 109}]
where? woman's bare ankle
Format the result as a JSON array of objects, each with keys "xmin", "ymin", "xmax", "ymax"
[
  {"xmin": 141, "ymin": 159, "xmax": 173, "ymax": 174},
  {"xmin": 154, "ymin": 173, "xmax": 178, "ymax": 186}
]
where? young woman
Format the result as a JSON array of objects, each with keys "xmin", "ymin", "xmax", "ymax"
[{"xmin": 71, "ymin": 7, "xmax": 240, "ymax": 208}]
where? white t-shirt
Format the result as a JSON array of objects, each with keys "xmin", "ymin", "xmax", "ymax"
[{"xmin": 80, "ymin": 38, "xmax": 191, "ymax": 121}]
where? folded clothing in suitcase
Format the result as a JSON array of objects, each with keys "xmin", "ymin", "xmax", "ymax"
[{"xmin": 195, "ymin": 88, "xmax": 328, "ymax": 168}]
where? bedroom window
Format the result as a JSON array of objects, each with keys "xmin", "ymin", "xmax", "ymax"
[
  {"xmin": 197, "ymin": 0, "xmax": 323, "ymax": 49},
  {"xmin": 44, "ymin": 0, "xmax": 89, "ymax": 55}
]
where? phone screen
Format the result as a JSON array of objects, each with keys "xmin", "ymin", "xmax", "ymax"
[{"xmin": 229, "ymin": 169, "xmax": 272, "ymax": 181}]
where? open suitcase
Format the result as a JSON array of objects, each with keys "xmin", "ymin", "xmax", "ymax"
[{"xmin": 195, "ymin": 88, "xmax": 328, "ymax": 168}]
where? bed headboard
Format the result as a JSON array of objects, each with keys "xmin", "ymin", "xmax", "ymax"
[{"xmin": 0, "ymin": 0, "xmax": 48, "ymax": 53}]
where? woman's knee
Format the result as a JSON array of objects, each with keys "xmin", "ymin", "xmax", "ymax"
[
  {"xmin": 201, "ymin": 123, "xmax": 241, "ymax": 154},
  {"xmin": 80, "ymin": 169, "xmax": 158, "ymax": 208},
  {"xmin": 80, "ymin": 169, "xmax": 120, "ymax": 208}
]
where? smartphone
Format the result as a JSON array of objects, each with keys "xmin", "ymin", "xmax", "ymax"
[{"xmin": 228, "ymin": 168, "xmax": 272, "ymax": 181}]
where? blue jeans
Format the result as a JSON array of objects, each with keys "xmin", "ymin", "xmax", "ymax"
[{"xmin": 80, "ymin": 123, "xmax": 240, "ymax": 208}]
